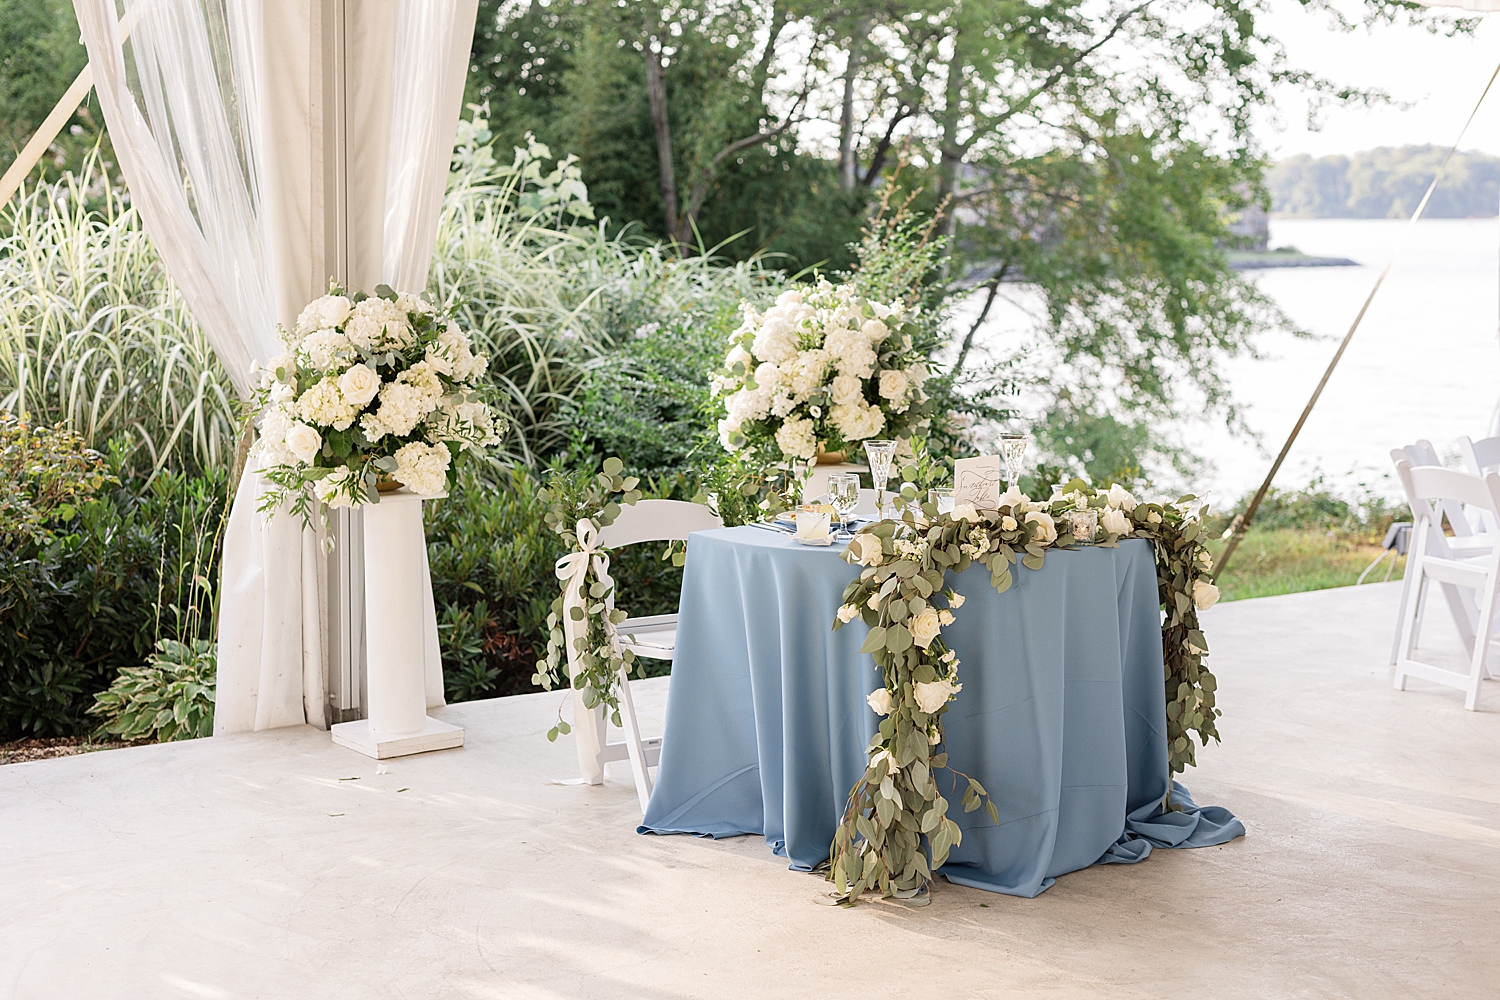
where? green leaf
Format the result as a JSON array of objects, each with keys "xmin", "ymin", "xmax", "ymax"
[
  {"xmin": 860, "ymin": 626, "xmax": 888, "ymax": 654},
  {"xmin": 885, "ymin": 624, "xmax": 913, "ymax": 652}
]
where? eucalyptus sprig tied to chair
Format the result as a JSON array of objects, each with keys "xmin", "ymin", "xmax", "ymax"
[{"xmin": 537, "ymin": 458, "xmax": 723, "ymax": 811}]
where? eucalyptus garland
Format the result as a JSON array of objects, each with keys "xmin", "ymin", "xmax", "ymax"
[
  {"xmin": 827, "ymin": 479, "xmax": 1221, "ymax": 903},
  {"xmin": 533, "ymin": 456, "xmax": 644, "ymax": 741}
]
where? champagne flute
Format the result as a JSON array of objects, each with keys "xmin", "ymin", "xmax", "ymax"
[
  {"xmin": 828, "ymin": 474, "xmax": 860, "ymax": 538},
  {"xmin": 863, "ymin": 439, "xmax": 898, "ymax": 518},
  {"xmin": 1000, "ymin": 431, "xmax": 1028, "ymax": 489}
]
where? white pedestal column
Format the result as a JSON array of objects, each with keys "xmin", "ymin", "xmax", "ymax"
[{"xmin": 331, "ymin": 490, "xmax": 463, "ymax": 759}]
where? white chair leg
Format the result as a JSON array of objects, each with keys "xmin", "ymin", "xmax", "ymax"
[
  {"xmin": 1466, "ymin": 567, "xmax": 1499, "ymax": 711},
  {"xmin": 1391, "ymin": 554, "xmax": 1420, "ymax": 665},
  {"xmin": 572, "ymin": 689, "xmax": 606, "ymax": 785},
  {"xmin": 1395, "ymin": 522, "xmax": 1431, "ymax": 692},
  {"xmin": 616, "ymin": 663, "xmax": 655, "ymax": 813}
]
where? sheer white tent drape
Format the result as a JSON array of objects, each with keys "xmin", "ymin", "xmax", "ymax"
[{"xmin": 74, "ymin": 0, "xmax": 478, "ymax": 734}]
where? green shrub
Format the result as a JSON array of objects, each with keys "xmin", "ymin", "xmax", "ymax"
[
  {"xmin": 87, "ymin": 638, "xmax": 216, "ymax": 741},
  {"xmin": 0, "ymin": 434, "xmax": 227, "ymax": 740}
]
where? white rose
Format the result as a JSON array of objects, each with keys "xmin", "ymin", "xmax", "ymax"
[
  {"xmin": 948, "ymin": 592, "xmax": 965, "ymax": 609},
  {"xmin": 850, "ymin": 534, "xmax": 884, "ymax": 567},
  {"xmin": 284, "ymin": 423, "xmax": 322, "ymax": 464},
  {"xmin": 296, "ymin": 294, "xmax": 352, "ymax": 334},
  {"xmin": 1108, "ymin": 483, "xmax": 1137, "ymax": 511},
  {"xmin": 905, "ymin": 362, "xmax": 929, "ymax": 386},
  {"xmin": 837, "ymin": 603, "xmax": 860, "ymax": 624},
  {"xmin": 861, "ymin": 318, "xmax": 889, "ymax": 342},
  {"xmin": 914, "ymin": 678, "xmax": 960, "ymax": 715},
  {"xmin": 337, "ymin": 363, "xmax": 381, "ymax": 407},
  {"xmin": 1101, "ymin": 507, "xmax": 1132, "ymax": 536},
  {"xmin": 938, "ymin": 609, "xmax": 955, "ymax": 626},
  {"xmin": 909, "ymin": 606, "xmax": 942, "ymax": 649},
  {"xmin": 867, "ymin": 688, "xmax": 894, "ymax": 716},
  {"xmin": 775, "ymin": 289, "xmax": 804, "ymax": 307},
  {"xmin": 830, "ymin": 373, "xmax": 863, "ymax": 406},
  {"xmin": 726, "ymin": 344, "xmax": 753, "ymax": 370},
  {"xmin": 1147, "ymin": 510, "xmax": 1163, "ymax": 524},
  {"xmin": 1026, "ymin": 510, "xmax": 1058, "ymax": 543},
  {"xmin": 998, "ymin": 485, "xmax": 1030, "ymax": 511},
  {"xmin": 878, "ymin": 368, "xmax": 910, "ymax": 402},
  {"xmin": 1193, "ymin": 579, "xmax": 1220, "ymax": 611},
  {"xmin": 951, "ymin": 502, "xmax": 981, "ymax": 523},
  {"xmin": 1001, "ymin": 515, "xmax": 1018, "ymax": 531}
]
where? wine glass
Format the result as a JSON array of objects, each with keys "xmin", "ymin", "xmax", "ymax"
[
  {"xmin": 1000, "ymin": 431, "xmax": 1028, "ymax": 489},
  {"xmin": 828, "ymin": 474, "xmax": 860, "ymax": 538},
  {"xmin": 863, "ymin": 439, "xmax": 898, "ymax": 518}
]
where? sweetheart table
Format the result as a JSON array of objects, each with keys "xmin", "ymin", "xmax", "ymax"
[{"xmin": 638, "ymin": 525, "xmax": 1244, "ymax": 897}]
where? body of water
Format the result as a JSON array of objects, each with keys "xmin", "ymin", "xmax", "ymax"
[
  {"xmin": 1191, "ymin": 218, "xmax": 1500, "ymax": 502},
  {"xmin": 957, "ymin": 217, "xmax": 1500, "ymax": 505}
]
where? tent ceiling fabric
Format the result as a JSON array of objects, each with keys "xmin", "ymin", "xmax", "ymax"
[{"xmin": 73, "ymin": 0, "xmax": 479, "ymax": 735}]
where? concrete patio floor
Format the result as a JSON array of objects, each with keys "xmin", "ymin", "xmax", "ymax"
[{"xmin": 5, "ymin": 580, "xmax": 1500, "ymax": 999}]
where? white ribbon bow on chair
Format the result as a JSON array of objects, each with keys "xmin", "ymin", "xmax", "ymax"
[{"xmin": 554, "ymin": 519, "xmax": 618, "ymax": 679}]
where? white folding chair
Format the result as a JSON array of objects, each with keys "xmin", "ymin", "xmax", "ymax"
[
  {"xmin": 1392, "ymin": 460, "xmax": 1500, "ymax": 710},
  {"xmin": 1458, "ymin": 435, "xmax": 1500, "ymax": 532},
  {"xmin": 567, "ymin": 499, "xmax": 723, "ymax": 812},
  {"xmin": 1388, "ymin": 447, "xmax": 1497, "ymax": 666}
]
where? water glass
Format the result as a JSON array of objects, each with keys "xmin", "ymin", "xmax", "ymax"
[
  {"xmin": 863, "ymin": 439, "xmax": 898, "ymax": 515},
  {"xmin": 1000, "ymin": 432, "xmax": 1028, "ymax": 488},
  {"xmin": 929, "ymin": 487, "xmax": 955, "ymax": 514},
  {"xmin": 828, "ymin": 474, "xmax": 861, "ymax": 535}
]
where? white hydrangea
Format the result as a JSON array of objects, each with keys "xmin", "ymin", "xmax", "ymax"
[
  {"xmin": 775, "ymin": 415, "xmax": 817, "ymax": 460},
  {"xmin": 295, "ymin": 376, "xmax": 357, "ymax": 430},
  {"xmin": 299, "ymin": 328, "xmax": 352, "ymax": 371},
  {"xmin": 395, "ymin": 292, "xmax": 434, "ymax": 316},
  {"xmin": 717, "ymin": 417, "xmax": 742, "ymax": 450},
  {"xmin": 428, "ymin": 325, "xmax": 486, "ymax": 382},
  {"xmin": 751, "ymin": 314, "xmax": 800, "ymax": 364},
  {"xmin": 830, "ymin": 398, "xmax": 885, "ymax": 441},
  {"xmin": 427, "ymin": 396, "xmax": 501, "ymax": 448},
  {"xmin": 725, "ymin": 344, "xmax": 753, "ymax": 371},
  {"xmin": 367, "ymin": 380, "xmax": 433, "ymax": 438},
  {"xmin": 295, "ymin": 294, "xmax": 352, "ymax": 335},
  {"xmin": 313, "ymin": 465, "xmax": 360, "ymax": 509},
  {"xmin": 725, "ymin": 384, "xmax": 772, "ymax": 426},
  {"xmin": 253, "ymin": 403, "xmax": 296, "ymax": 467},
  {"xmin": 345, "ymin": 296, "xmax": 411, "ymax": 350},
  {"xmin": 824, "ymin": 326, "xmax": 877, "ymax": 378},
  {"xmin": 788, "ymin": 349, "xmax": 829, "ymax": 399},
  {"xmin": 393, "ymin": 441, "xmax": 452, "ymax": 496}
]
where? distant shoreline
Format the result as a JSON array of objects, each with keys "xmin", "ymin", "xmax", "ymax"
[{"xmin": 1227, "ymin": 250, "xmax": 1358, "ymax": 271}]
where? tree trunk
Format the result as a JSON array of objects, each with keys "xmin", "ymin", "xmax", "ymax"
[
  {"xmin": 645, "ymin": 41, "xmax": 681, "ymax": 245},
  {"xmin": 838, "ymin": 22, "xmax": 866, "ymax": 192}
]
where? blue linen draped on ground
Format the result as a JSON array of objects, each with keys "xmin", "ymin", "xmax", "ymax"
[{"xmin": 638, "ymin": 527, "xmax": 1245, "ymax": 898}]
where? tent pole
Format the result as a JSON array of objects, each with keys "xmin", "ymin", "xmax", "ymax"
[{"xmin": 1216, "ymin": 57, "xmax": 1500, "ymax": 581}]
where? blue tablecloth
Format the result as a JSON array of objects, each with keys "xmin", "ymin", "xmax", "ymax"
[{"xmin": 639, "ymin": 526, "xmax": 1244, "ymax": 897}]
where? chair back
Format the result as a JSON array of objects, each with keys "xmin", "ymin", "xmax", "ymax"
[
  {"xmin": 597, "ymin": 499, "xmax": 724, "ymax": 549},
  {"xmin": 1403, "ymin": 463, "xmax": 1500, "ymax": 514},
  {"xmin": 1459, "ymin": 435, "xmax": 1500, "ymax": 476},
  {"xmin": 1397, "ymin": 441, "xmax": 1478, "ymax": 537}
]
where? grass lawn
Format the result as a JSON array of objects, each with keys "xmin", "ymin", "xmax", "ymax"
[{"xmin": 1205, "ymin": 527, "xmax": 1405, "ymax": 602}]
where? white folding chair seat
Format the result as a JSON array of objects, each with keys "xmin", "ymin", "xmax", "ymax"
[
  {"xmin": 1391, "ymin": 460, "xmax": 1500, "ymax": 710},
  {"xmin": 566, "ymin": 499, "xmax": 722, "ymax": 812}
]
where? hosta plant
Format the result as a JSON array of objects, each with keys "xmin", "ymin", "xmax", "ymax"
[{"xmin": 89, "ymin": 639, "xmax": 217, "ymax": 742}]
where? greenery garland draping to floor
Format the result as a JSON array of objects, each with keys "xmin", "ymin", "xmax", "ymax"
[
  {"xmin": 538, "ymin": 459, "xmax": 1225, "ymax": 904},
  {"xmin": 825, "ymin": 481, "xmax": 1221, "ymax": 903}
]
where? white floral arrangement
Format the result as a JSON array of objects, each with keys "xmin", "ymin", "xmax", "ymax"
[
  {"xmin": 250, "ymin": 284, "xmax": 506, "ymax": 521},
  {"xmin": 711, "ymin": 279, "xmax": 932, "ymax": 466}
]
